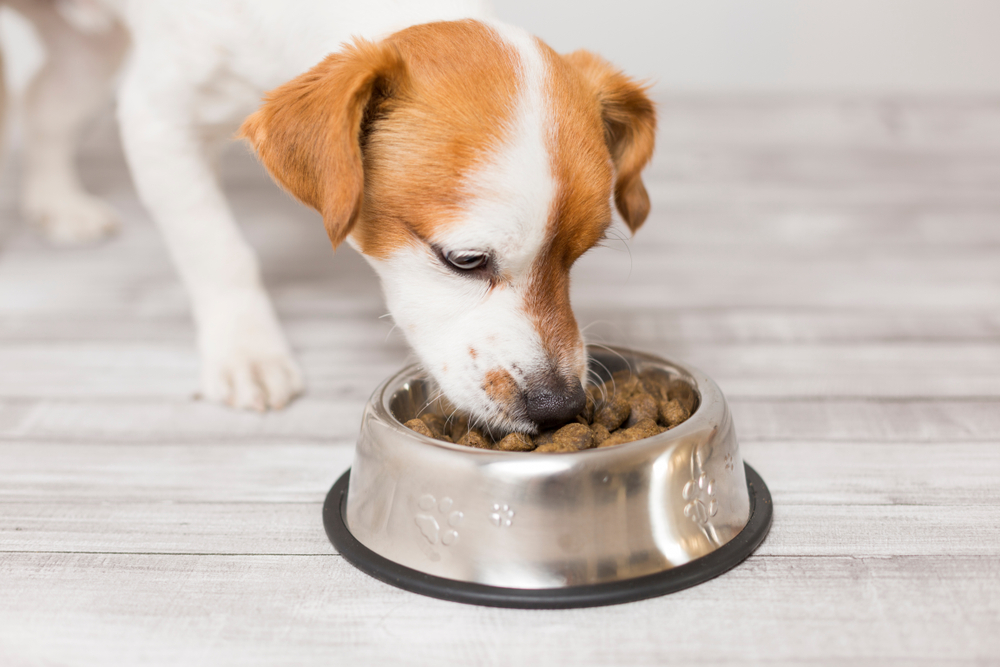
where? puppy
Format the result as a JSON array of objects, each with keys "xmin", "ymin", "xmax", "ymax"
[{"xmin": 31, "ymin": 1, "xmax": 657, "ymax": 431}]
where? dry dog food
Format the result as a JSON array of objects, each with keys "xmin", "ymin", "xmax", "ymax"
[{"xmin": 403, "ymin": 369, "xmax": 697, "ymax": 453}]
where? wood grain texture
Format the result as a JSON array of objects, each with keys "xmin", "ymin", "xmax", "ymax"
[
  {"xmin": 0, "ymin": 554, "xmax": 998, "ymax": 667},
  {"xmin": 3, "ymin": 397, "xmax": 999, "ymax": 443},
  {"xmin": 1, "ymin": 96, "xmax": 998, "ymax": 665},
  {"xmin": 2, "ymin": 500, "xmax": 998, "ymax": 558}
]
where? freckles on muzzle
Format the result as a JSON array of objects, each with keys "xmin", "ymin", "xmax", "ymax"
[
  {"xmin": 481, "ymin": 367, "xmax": 525, "ymax": 419},
  {"xmin": 481, "ymin": 364, "xmax": 587, "ymax": 431}
]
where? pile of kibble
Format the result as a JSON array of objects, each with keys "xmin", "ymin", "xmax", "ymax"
[{"xmin": 404, "ymin": 369, "xmax": 697, "ymax": 453}]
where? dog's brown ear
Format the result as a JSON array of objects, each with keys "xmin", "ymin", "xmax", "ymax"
[
  {"xmin": 239, "ymin": 39, "xmax": 409, "ymax": 248},
  {"xmin": 564, "ymin": 51, "xmax": 656, "ymax": 234}
]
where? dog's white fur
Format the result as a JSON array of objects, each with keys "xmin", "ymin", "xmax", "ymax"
[{"xmin": 8, "ymin": 0, "xmax": 654, "ymax": 429}]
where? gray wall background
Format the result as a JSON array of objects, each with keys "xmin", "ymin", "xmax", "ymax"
[
  {"xmin": 494, "ymin": 0, "xmax": 1000, "ymax": 94},
  {"xmin": 1, "ymin": 1, "xmax": 997, "ymax": 98}
]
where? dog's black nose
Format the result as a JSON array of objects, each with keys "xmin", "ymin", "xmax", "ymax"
[{"xmin": 525, "ymin": 375, "xmax": 586, "ymax": 430}]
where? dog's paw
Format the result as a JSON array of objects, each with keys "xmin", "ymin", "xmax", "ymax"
[
  {"xmin": 26, "ymin": 192, "xmax": 120, "ymax": 245},
  {"xmin": 200, "ymin": 351, "xmax": 305, "ymax": 411},
  {"xmin": 197, "ymin": 294, "xmax": 305, "ymax": 411}
]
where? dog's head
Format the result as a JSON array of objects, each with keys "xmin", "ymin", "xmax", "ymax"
[{"xmin": 240, "ymin": 20, "xmax": 655, "ymax": 432}]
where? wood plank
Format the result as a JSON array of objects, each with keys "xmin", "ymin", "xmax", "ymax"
[
  {"xmin": 730, "ymin": 398, "xmax": 1000, "ymax": 442},
  {"xmin": 2, "ymin": 501, "xmax": 998, "ymax": 559},
  {"xmin": 1, "ymin": 439, "xmax": 998, "ymax": 507},
  {"xmin": 6, "ymin": 240, "xmax": 999, "ymax": 316},
  {"xmin": 0, "ymin": 397, "xmax": 369, "ymax": 443},
  {"xmin": 741, "ymin": 440, "xmax": 1000, "ymax": 506},
  {"xmin": 570, "ymin": 249, "xmax": 1000, "ymax": 311},
  {"xmin": 0, "ymin": 553, "xmax": 996, "ymax": 666},
  {"xmin": 577, "ymin": 309, "xmax": 1000, "ymax": 345},
  {"xmin": 0, "ymin": 343, "xmax": 409, "ymax": 399},
  {"xmin": 644, "ymin": 150, "xmax": 1000, "ymax": 204},
  {"xmin": 653, "ymin": 97, "xmax": 1000, "ymax": 151},
  {"xmin": 4, "ymin": 165, "xmax": 1000, "ymax": 323},
  {"xmin": 5, "ymin": 216, "xmax": 999, "ymax": 310},
  {"xmin": 3, "ymin": 397, "xmax": 999, "ymax": 444},
  {"xmin": 0, "ymin": 502, "xmax": 329, "ymax": 555},
  {"xmin": 614, "ymin": 204, "xmax": 1000, "ymax": 248},
  {"xmin": 2, "ymin": 307, "xmax": 998, "ymax": 345},
  {"xmin": 1, "ymin": 340, "xmax": 997, "ymax": 399},
  {"xmin": 0, "ymin": 441, "xmax": 355, "ymax": 503}
]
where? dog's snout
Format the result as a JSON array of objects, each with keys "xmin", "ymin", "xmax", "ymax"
[{"xmin": 525, "ymin": 374, "xmax": 586, "ymax": 430}]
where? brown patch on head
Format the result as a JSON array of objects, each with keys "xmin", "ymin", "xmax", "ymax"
[
  {"xmin": 541, "ymin": 42, "xmax": 619, "ymax": 263},
  {"xmin": 468, "ymin": 347, "xmax": 478, "ymax": 359},
  {"xmin": 522, "ymin": 260, "xmax": 582, "ymax": 372},
  {"xmin": 482, "ymin": 367, "xmax": 521, "ymax": 408},
  {"xmin": 241, "ymin": 21, "xmax": 522, "ymax": 258}
]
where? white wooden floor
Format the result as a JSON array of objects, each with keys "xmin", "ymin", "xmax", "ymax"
[{"xmin": 1, "ymin": 97, "xmax": 999, "ymax": 666}]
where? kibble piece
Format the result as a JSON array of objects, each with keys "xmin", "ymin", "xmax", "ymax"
[
  {"xmin": 625, "ymin": 392, "xmax": 659, "ymax": 428},
  {"xmin": 591, "ymin": 423, "xmax": 611, "ymax": 446},
  {"xmin": 593, "ymin": 393, "xmax": 631, "ymax": 431},
  {"xmin": 532, "ymin": 429, "xmax": 557, "ymax": 448},
  {"xmin": 458, "ymin": 428, "xmax": 492, "ymax": 450},
  {"xmin": 551, "ymin": 422, "xmax": 594, "ymax": 451},
  {"xmin": 597, "ymin": 418, "xmax": 665, "ymax": 448},
  {"xmin": 417, "ymin": 413, "xmax": 447, "ymax": 438},
  {"xmin": 497, "ymin": 432, "xmax": 535, "ymax": 452},
  {"xmin": 535, "ymin": 439, "xmax": 579, "ymax": 453},
  {"xmin": 578, "ymin": 387, "xmax": 600, "ymax": 424},
  {"xmin": 668, "ymin": 379, "xmax": 697, "ymax": 414},
  {"xmin": 638, "ymin": 369, "xmax": 672, "ymax": 403},
  {"xmin": 448, "ymin": 414, "xmax": 471, "ymax": 441},
  {"xmin": 606, "ymin": 371, "xmax": 641, "ymax": 401},
  {"xmin": 659, "ymin": 398, "xmax": 690, "ymax": 428},
  {"xmin": 404, "ymin": 418, "xmax": 434, "ymax": 438}
]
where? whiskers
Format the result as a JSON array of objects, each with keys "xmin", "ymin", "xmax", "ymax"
[
  {"xmin": 415, "ymin": 386, "xmax": 446, "ymax": 418},
  {"xmin": 595, "ymin": 225, "xmax": 633, "ymax": 282},
  {"xmin": 378, "ymin": 312, "xmax": 402, "ymax": 343}
]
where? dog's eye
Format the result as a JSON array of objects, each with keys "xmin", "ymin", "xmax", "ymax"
[{"xmin": 444, "ymin": 250, "xmax": 488, "ymax": 272}]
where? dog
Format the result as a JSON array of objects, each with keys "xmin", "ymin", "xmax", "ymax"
[{"xmin": 12, "ymin": 0, "xmax": 655, "ymax": 433}]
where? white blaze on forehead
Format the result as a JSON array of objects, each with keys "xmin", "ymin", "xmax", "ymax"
[{"xmin": 430, "ymin": 22, "xmax": 555, "ymax": 277}]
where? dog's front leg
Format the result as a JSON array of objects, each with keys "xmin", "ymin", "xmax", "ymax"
[
  {"xmin": 8, "ymin": 0, "xmax": 127, "ymax": 244},
  {"xmin": 117, "ymin": 75, "xmax": 303, "ymax": 411}
]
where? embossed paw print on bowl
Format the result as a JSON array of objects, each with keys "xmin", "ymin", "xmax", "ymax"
[
  {"xmin": 414, "ymin": 494, "xmax": 464, "ymax": 546},
  {"xmin": 682, "ymin": 472, "xmax": 718, "ymax": 526},
  {"xmin": 490, "ymin": 503, "xmax": 515, "ymax": 528}
]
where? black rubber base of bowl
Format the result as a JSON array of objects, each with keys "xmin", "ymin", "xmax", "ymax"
[{"xmin": 323, "ymin": 463, "xmax": 772, "ymax": 609}]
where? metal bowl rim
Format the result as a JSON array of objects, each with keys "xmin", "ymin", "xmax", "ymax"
[{"xmin": 368, "ymin": 344, "xmax": 725, "ymax": 457}]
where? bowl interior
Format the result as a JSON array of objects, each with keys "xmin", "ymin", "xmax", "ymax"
[{"xmin": 385, "ymin": 347, "xmax": 701, "ymax": 428}]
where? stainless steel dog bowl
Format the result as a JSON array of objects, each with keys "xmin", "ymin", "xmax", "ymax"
[{"xmin": 323, "ymin": 345, "xmax": 771, "ymax": 608}]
